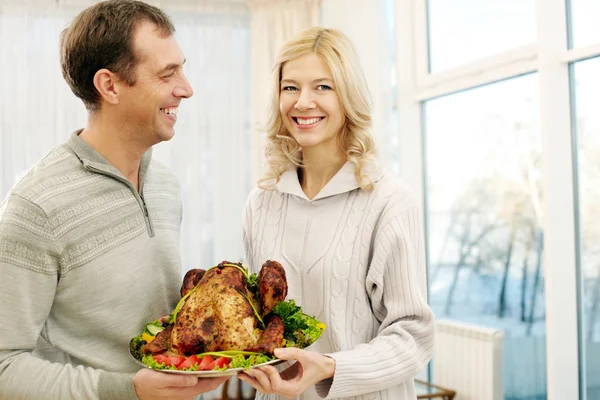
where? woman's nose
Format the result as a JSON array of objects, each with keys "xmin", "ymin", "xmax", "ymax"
[{"xmin": 294, "ymin": 90, "xmax": 315, "ymax": 111}]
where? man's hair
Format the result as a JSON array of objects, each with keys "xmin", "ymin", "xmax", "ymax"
[{"xmin": 59, "ymin": 0, "xmax": 175, "ymax": 111}]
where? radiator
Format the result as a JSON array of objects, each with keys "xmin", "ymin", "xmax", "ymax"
[{"xmin": 432, "ymin": 320, "xmax": 504, "ymax": 400}]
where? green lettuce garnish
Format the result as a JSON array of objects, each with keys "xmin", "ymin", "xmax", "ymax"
[
  {"xmin": 141, "ymin": 354, "xmax": 178, "ymax": 370},
  {"xmin": 271, "ymin": 300, "xmax": 325, "ymax": 348},
  {"xmin": 228, "ymin": 354, "xmax": 274, "ymax": 369},
  {"xmin": 247, "ymin": 272, "xmax": 259, "ymax": 298}
]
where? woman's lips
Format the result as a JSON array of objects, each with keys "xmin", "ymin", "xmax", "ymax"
[{"xmin": 292, "ymin": 116, "xmax": 324, "ymax": 129}]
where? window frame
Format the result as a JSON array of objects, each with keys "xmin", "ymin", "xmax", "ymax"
[{"xmin": 394, "ymin": 0, "xmax": 600, "ymax": 398}]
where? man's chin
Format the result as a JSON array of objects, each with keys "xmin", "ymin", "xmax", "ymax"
[{"xmin": 156, "ymin": 129, "xmax": 176, "ymax": 144}]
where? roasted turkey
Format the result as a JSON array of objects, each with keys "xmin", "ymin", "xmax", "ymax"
[{"xmin": 144, "ymin": 260, "xmax": 287, "ymax": 356}]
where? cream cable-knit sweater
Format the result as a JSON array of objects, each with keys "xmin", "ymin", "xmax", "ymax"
[{"xmin": 243, "ymin": 161, "xmax": 435, "ymax": 400}]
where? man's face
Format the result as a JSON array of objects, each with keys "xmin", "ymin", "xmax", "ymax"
[{"xmin": 117, "ymin": 21, "xmax": 193, "ymax": 145}]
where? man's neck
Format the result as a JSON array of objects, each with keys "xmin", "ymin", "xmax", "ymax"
[
  {"xmin": 79, "ymin": 114, "xmax": 148, "ymax": 191},
  {"xmin": 300, "ymin": 146, "xmax": 346, "ymax": 200}
]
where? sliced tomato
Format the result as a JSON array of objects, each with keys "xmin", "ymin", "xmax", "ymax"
[
  {"xmin": 152, "ymin": 354, "xmax": 185, "ymax": 367},
  {"xmin": 152, "ymin": 354, "xmax": 167, "ymax": 364},
  {"xmin": 197, "ymin": 355, "xmax": 215, "ymax": 371},
  {"xmin": 177, "ymin": 355, "xmax": 200, "ymax": 370},
  {"xmin": 208, "ymin": 356, "xmax": 230, "ymax": 370}
]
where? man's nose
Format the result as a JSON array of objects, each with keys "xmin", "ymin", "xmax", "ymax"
[{"xmin": 174, "ymin": 74, "xmax": 194, "ymax": 98}]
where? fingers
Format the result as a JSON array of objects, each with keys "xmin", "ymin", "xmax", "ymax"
[
  {"xmin": 186, "ymin": 376, "xmax": 229, "ymax": 392},
  {"xmin": 135, "ymin": 368, "xmax": 199, "ymax": 389},
  {"xmin": 274, "ymin": 347, "xmax": 302, "ymax": 361},
  {"xmin": 243, "ymin": 367, "xmax": 302, "ymax": 398},
  {"xmin": 165, "ymin": 374, "xmax": 200, "ymax": 388},
  {"xmin": 175, "ymin": 376, "xmax": 231, "ymax": 398},
  {"xmin": 134, "ymin": 369, "xmax": 230, "ymax": 399},
  {"xmin": 245, "ymin": 368, "xmax": 274, "ymax": 391},
  {"xmin": 258, "ymin": 366, "xmax": 284, "ymax": 382},
  {"xmin": 238, "ymin": 372, "xmax": 266, "ymax": 392}
]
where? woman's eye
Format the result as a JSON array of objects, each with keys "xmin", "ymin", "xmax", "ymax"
[
  {"xmin": 316, "ymin": 84, "xmax": 332, "ymax": 91},
  {"xmin": 282, "ymin": 86, "xmax": 298, "ymax": 91}
]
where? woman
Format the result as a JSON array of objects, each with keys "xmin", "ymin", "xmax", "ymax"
[{"xmin": 240, "ymin": 27, "xmax": 434, "ymax": 400}]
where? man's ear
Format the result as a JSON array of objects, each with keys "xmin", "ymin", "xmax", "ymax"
[{"xmin": 93, "ymin": 69, "xmax": 120, "ymax": 105}]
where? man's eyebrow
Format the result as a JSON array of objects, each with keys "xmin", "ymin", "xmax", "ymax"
[{"xmin": 157, "ymin": 59, "xmax": 186, "ymax": 74}]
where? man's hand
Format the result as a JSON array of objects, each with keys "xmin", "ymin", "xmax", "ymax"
[
  {"xmin": 238, "ymin": 348, "xmax": 335, "ymax": 399},
  {"xmin": 133, "ymin": 368, "xmax": 229, "ymax": 400}
]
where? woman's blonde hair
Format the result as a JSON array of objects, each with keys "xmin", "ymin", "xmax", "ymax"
[{"xmin": 257, "ymin": 27, "xmax": 377, "ymax": 191}]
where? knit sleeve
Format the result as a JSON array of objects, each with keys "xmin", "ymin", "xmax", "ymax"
[
  {"xmin": 316, "ymin": 203, "xmax": 435, "ymax": 399},
  {"xmin": 0, "ymin": 194, "xmax": 136, "ymax": 400}
]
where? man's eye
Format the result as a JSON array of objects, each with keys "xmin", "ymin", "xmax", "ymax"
[
  {"xmin": 316, "ymin": 84, "xmax": 332, "ymax": 91},
  {"xmin": 282, "ymin": 86, "xmax": 298, "ymax": 91},
  {"xmin": 162, "ymin": 72, "xmax": 175, "ymax": 79}
]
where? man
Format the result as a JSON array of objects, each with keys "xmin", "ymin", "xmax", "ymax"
[{"xmin": 0, "ymin": 1, "xmax": 228, "ymax": 398}]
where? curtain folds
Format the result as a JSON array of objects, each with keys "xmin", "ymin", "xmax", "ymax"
[
  {"xmin": 0, "ymin": 4, "xmax": 251, "ymax": 274},
  {"xmin": 247, "ymin": 0, "xmax": 321, "ymax": 182}
]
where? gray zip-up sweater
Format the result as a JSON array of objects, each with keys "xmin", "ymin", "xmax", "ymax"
[{"xmin": 0, "ymin": 131, "xmax": 182, "ymax": 399}]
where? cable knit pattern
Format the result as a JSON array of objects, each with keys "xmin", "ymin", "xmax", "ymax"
[{"xmin": 243, "ymin": 162, "xmax": 435, "ymax": 400}]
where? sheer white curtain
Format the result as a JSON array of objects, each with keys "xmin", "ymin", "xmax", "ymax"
[
  {"xmin": 247, "ymin": 0, "xmax": 320, "ymax": 182},
  {"xmin": 161, "ymin": 10, "xmax": 251, "ymax": 271},
  {"xmin": 0, "ymin": 2, "xmax": 251, "ymax": 274}
]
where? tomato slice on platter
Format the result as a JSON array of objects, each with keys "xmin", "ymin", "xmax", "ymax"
[
  {"xmin": 197, "ymin": 355, "xmax": 215, "ymax": 371},
  {"xmin": 208, "ymin": 356, "xmax": 230, "ymax": 370},
  {"xmin": 153, "ymin": 354, "xmax": 186, "ymax": 367},
  {"xmin": 177, "ymin": 355, "xmax": 200, "ymax": 370}
]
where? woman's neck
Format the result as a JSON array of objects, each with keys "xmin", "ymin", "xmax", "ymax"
[{"xmin": 299, "ymin": 146, "xmax": 346, "ymax": 200}]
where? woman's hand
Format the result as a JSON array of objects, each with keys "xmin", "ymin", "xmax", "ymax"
[{"xmin": 238, "ymin": 348, "xmax": 335, "ymax": 399}]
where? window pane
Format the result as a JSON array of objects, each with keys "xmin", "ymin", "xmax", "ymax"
[
  {"xmin": 385, "ymin": 0, "xmax": 400, "ymax": 175},
  {"xmin": 570, "ymin": 0, "xmax": 600, "ymax": 49},
  {"xmin": 427, "ymin": 0, "xmax": 536, "ymax": 72},
  {"xmin": 573, "ymin": 57, "xmax": 600, "ymax": 400},
  {"xmin": 424, "ymin": 75, "xmax": 547, "ymax": 400}
]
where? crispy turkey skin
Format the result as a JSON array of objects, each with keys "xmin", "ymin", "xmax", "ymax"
[{"xmin": 170, "ymin": 261, "xmax": 288, "ymax": 356}]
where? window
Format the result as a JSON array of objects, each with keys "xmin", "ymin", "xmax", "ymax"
[
  {"xmin": 572, "ymin": 57, "xmax": 600, "ymax": 400},
  {"xmin": 393, "ymin": 0, "xmax": 600, "ymax": 398},
  {"xmin": 424, "ymin": 74, "xmax": 547, "ymax": 399},
  {"xmin": 385, "ymin": 0, "xmax": 399, "ymax": 175},
  {"xmin": 569, "ymin": 0, "xmax": 600, "ymax": 49},
  {"xmin": 427, "ymin": 0, "xmax": 536, "ymax": 71}
]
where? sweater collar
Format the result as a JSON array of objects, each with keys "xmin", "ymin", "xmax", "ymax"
[
  {"xmin": 276, "ymin": 160, "xmax": 385, "ymax": 201},
  {"xmin": 66, "ymin": 129, "xmax": 153, "ymax": 186}
]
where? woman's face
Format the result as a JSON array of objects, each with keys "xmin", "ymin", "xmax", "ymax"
[{"xmin": 279, "ymin": 53, "xmax": 345, "ymax": 155}]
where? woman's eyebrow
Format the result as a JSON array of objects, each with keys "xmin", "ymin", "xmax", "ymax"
[{"xmin": 280, "ymin": 78, "xmax": 332, "ymax": 84}]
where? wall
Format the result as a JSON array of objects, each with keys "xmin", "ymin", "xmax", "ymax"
[{"xmin": 320, "ymin": 0, "xmax": 397, "ymax": 171}]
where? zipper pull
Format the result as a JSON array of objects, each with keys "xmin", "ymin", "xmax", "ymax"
[{"xmin": 141, "ymin": 196, "xmax": 149, "ymax": 217}]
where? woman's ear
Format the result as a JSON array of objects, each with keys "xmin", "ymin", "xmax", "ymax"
[{"xmin": 93, "ymin": 68, "xmax": 120, "ymax": 105}]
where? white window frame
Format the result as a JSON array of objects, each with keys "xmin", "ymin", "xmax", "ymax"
[{"xmin": 395, "ymin": 0, "xmax": 600, "ymax": 398}]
